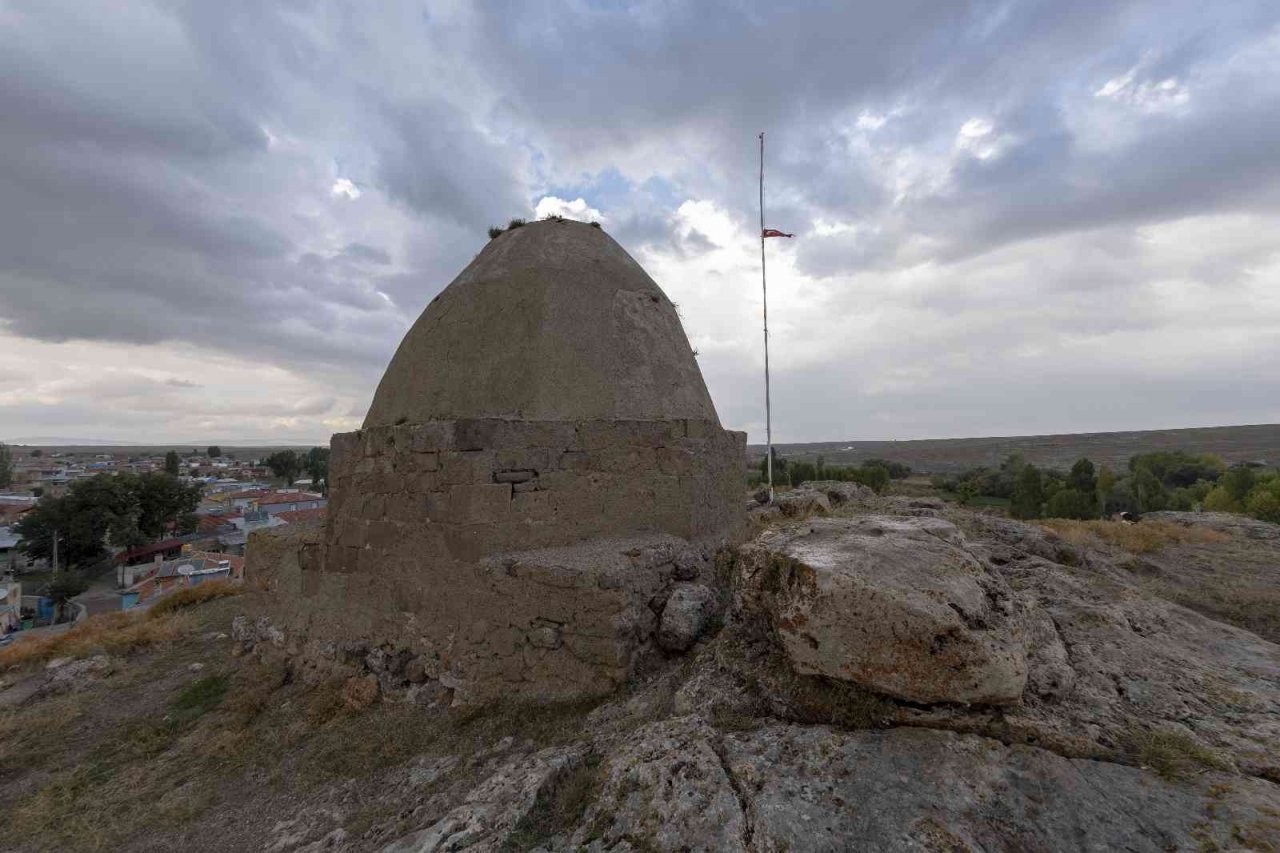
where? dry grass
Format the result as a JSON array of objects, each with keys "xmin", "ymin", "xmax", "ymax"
[
  {"xmin": 1038, "ymin": 519, "xmax": 1229, "ymax": 554},
  {"xmin": 146, "ymin": 580, "xmax": 241, "ymax": 619},
  {"xmin": 0, "ymin": 610, "xmax": 193, "ymax": 669},
  {"xmin": 1123, "ymin": 727, "xmax": 1228, "ymax": 780},
  {"xmin": 504, "ymin": 755, "xmax": 603, "ymax": 851}
]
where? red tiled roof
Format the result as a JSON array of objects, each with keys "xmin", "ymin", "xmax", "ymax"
[
  {"xmin": 0, "ymin": 504, "xmax": 31, "ymax": 525},
  {"xmin": 228, "ymin": 489, "xmax": 267, "ymax": 500},
  {"xmin": 275, "ymin": 508, "xmax": 327, "ymax": 525},
  {"xmin": 197, "ymin": 514, "xmax": 237, "ymax": 533},
  {"xmin": 257, "ymin": 492, "xmax": 323, "ymax": 506},
  {"xmin": 115, "ymin": 538, "xmax": 186, "ymax": 564}
]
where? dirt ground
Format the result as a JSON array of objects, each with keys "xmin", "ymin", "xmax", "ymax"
[
  {"xmin": 2, "ymin": 505, "xmax": 1279, "ymax": 852},
  {"xmin": 0, "ymin": 591, "xmax": 626, "ymax": 853}
]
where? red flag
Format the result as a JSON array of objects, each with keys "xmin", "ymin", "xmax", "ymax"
[{"xmin": 762, "ymin": 228, "xmax": 793, "ymax": 238}]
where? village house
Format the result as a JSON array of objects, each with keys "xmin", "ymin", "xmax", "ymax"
[
  {"xmin": 120, "ymin": 549, "xmax": 244, "ymax": 610},
  {"xmin": 256, "ymin": 491, "xmax": 326, "ymax": 516}
]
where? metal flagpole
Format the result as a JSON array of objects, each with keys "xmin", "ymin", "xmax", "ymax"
[{"xmin": 759, "ymin": 132, "xmax": 774, "ymax": 503}]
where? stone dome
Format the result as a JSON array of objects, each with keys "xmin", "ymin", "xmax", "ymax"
[{"xmin": 363, "ymin": 220, "xmax": 721, "ymax": 427}]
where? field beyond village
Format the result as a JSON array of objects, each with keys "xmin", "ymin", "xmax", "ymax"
[{"xmin": 755, "ymin": 422, "xmax": 1280, "ymax": 474}]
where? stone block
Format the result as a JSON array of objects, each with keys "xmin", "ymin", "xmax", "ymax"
[
  {"xmin": 450, "ymin": 483, "xmax": 512, "ymax": 524},
  {"xmin": 656, "ymin": 446, "xmax": 693, "ymax": 477},
  {"xmin": 512, "ymin": 489, "xmax": 553, "ymax": 523},
  {"xmin": 441, "ymin": 450, "xmax": 494, "ymax": 485},
  {"xmin": 385, "ymin": 494, "xmax": 427, "ymax": 524},
  {"xmin": 495, "ymin": 469, "xmax": 536, "ymax": 484},
  {"xmin": 363, "ymin": 426, "xmax": 394, "ymax": 457},
  {"xmin": 426, "ymin": 491, "xmax": 451, "ymax": 522},
  {"xmin": 684, "ymin": 419, "xmax": 713, "ymax": 439},
  {"xmin": 512, "ymin": 479, "xmax": 539, "ymax": 493},
  {"xmin": 332, "ymin": 545, "xmax": 361, "ymax": 574},
  {"xmin": 335, "ymin": 520, "xmax": 366, "ymax": 549},
  {"xmin": 494, "ymin": 447, "xmax": 554, "ymax": 473},
  {"xmin": 560, "ymin": 450, "xmax": 590, "ymax": 470},
  {"xmin": 454, "ymin": 418, "xmax": 510, "ymax": 450},
  {"xmin": 575, "ymin": 420, "xmax": 624, "ymax": 450},
  {"xmin": 408, "ymin": 421, "xmax": 456, "ymax": 453},
  {"xmin": 594, "ymin": 446, "xmax": 657, "ymax": 474},
  {"xmin": 411, "ymin": 451, "xmax": 440, "ymax": 473},
  {"xmin": 410, "ymin": 472, "xmax": 440, "ymax": 493},
  {"xmin": 366, "ymin": 520, "xmax": 404, "ymax": 550}
]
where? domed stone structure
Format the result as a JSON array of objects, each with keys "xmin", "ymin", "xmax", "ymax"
[
  {"xmin": 252, "ymin": 220, "xmax": 745, "ymax": 706},
  {"xmin": 364, "ymin": 221, "xmax": 719, "ymax": 426}
]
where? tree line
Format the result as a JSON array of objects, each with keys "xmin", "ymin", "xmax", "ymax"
[
  {"xmin": 932, "ymin": 450, "xmax": 1280, "ymax": 522},
  {"xmin": 756, "ymin": 451, "xmax": 911, "ymax": 495}
]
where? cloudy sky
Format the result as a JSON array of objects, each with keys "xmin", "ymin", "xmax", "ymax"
[{"xmin": 2, "ymin": 1, "xmax": 1279, "ymax": 445}]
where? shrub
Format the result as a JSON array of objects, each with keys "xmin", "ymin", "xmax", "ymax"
[
  {"xmin": 1202, "ymin": 485, "xmax": 1240, "ymax": 513},
  {"xmin": 1038, "ymin": 519, "xmax": 1228, "ymax": 554},
  {"xmin": 0, "ymin": 610, "xmax": 191, "ymax": 669},
  {"xmin": 1045, "ymin": 488, "xmax": 1096, "ymax": 520},
  {"xmin": 507, "ymin": 217, "xmax": 527, "ymax": 230},
  {"xmin": 146, "ymin": 579, "xmax": 240, "ymax": 620},
  {"xmin": 1245, "ymin": 479, "xmax": 1280, "ymax": 523},
  {"xmin": 487, "ymin": 226, "xmax": 503, "ymax": 239}
]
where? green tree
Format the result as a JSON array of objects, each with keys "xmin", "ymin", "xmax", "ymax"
[
  {"xmin": 1096, "ymin": 465, "xmax": 1117, "ymax": 515},
  {"xmin": 1129, "ymin": 451, "xmax": 1224, "ymax": 489},
  {"xmin": 955, "ymin": 480, "xmax": 979, "ymax": 506},
  {"xmin": 758, "ymin": 448, "xmax": 787, "ymax": 485},
  {"xmin": 306, "ymin": 446, "xmax": 330, "ymax": 491},
  {"xmin": 1221, "ymin": 465, "xmax": 1256, "ymax": 503},
  {"xmin": 1046, "ymin": 488, "xmax": 1096, "ymax": 520},
  {"xmin": 14, "ymin": 473, "xmax": 201, "ymax": 567},
  {"xmin": 0, "ymin": 442, "xmax": 12, "ymax": 488},
  {"xmin": 266, "ymin": 450, "xmax": 303, "ymax": 486},
  {"xmin": 45, "ymin": 572, "xmax": 90, "ymax": 623},
  {"xmin": 207, "ymin": 445, "xmax": 222, "ymax": 458},
  {"xmin": 164, "ymin": 450, "xmax": 181, "ymax": 476},
  {"xmin": 31, "ymin": 448, "xmax": 44, "ymax": 458},
  {"xmin": 1203, "ymin": 485, "xmax": 1239, "ymax": 513},
  {"xmin": 864, "ymin": 458, "xmax": 912, "ymax": 479},
  {"xmin": 1066, "ymin": 458, "xmax": 1097, "ymax": 494},
  {"xmin": 1245, "ymin": 478, "xmax": 1280, "ymax": 524},
  {"xmin": 1010, "ymin": 465, "xmax": 1045, "ymax": 520},
  {"xmin": 850, "ymin": 465, "xmax": 891, "ymax": 494},
  {"xmin": 1131, "ymin": 468, "xmax": 1167, "ymax": 513}
]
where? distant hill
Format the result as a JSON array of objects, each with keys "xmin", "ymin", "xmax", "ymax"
[{"xmin": 751, "ymin": 423, "xmax": 1280, "ymax": 474}]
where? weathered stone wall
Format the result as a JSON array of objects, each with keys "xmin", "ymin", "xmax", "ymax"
[
  {"xmin": 251, "ymin": 416, "xmax": 745, "ymax": 706},
  {"xmin": 325, "ymin": 417, "xmax": 744, "ymax": 561}
]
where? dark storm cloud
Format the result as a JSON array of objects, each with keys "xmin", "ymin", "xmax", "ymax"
[{"xmin": 1, "ymin": 0, "xmax": 1278, "ymax": 442}]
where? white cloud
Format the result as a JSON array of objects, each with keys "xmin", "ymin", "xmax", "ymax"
[
  {"xmin": 533, "ymin": 196, "xmax": 602, "ymax": 223},
  {"xmin": 955, "ymin": 117, "xmax": 1011, "ymax": 161},
  {"xmin": 330, "ymin": 178, "xmax": 362, "ymax": 200},
  {"xmin": 1095, "ymin": 72, "xmax": 1189, "ymax": 111}
]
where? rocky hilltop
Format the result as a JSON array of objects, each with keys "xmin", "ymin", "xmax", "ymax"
[
  {"xmin": 5, "ymin": 494, "xmax": 1280, "ymax": 851},
  {"xmin": 4, "ymin": 222, "xmax": 1279, "ymax": 851}
]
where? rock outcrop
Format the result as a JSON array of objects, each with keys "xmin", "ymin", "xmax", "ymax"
[{"xmin": 739, "ymin": 516, "xmax": 1028, "ymax": 704}]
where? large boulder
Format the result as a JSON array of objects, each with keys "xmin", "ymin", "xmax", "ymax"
[
  {"xmin": 740, "ymin": 516, "xmax": 1027, "ymax": 705},
  {"xmin": 657, "ymin": 583, "xmax": 718, "ymax": 652}
]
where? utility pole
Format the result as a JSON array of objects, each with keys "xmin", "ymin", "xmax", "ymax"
[
  {"xmin": 759, "ymin": 132, "xmax": 774, "ymax": 503},
  {"xmin": 51, "ymin": 527, "xmax": 58, "ymax": 575}
]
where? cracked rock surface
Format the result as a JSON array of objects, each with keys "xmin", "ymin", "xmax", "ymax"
[{"xmin": 365, "ymin": 509, "xmax": 1280, "ymax": 852}]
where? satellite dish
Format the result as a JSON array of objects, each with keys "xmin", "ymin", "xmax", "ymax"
[{"xmin": 176, "ymin": 564, "xmax": 197, "ymax": 576}]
